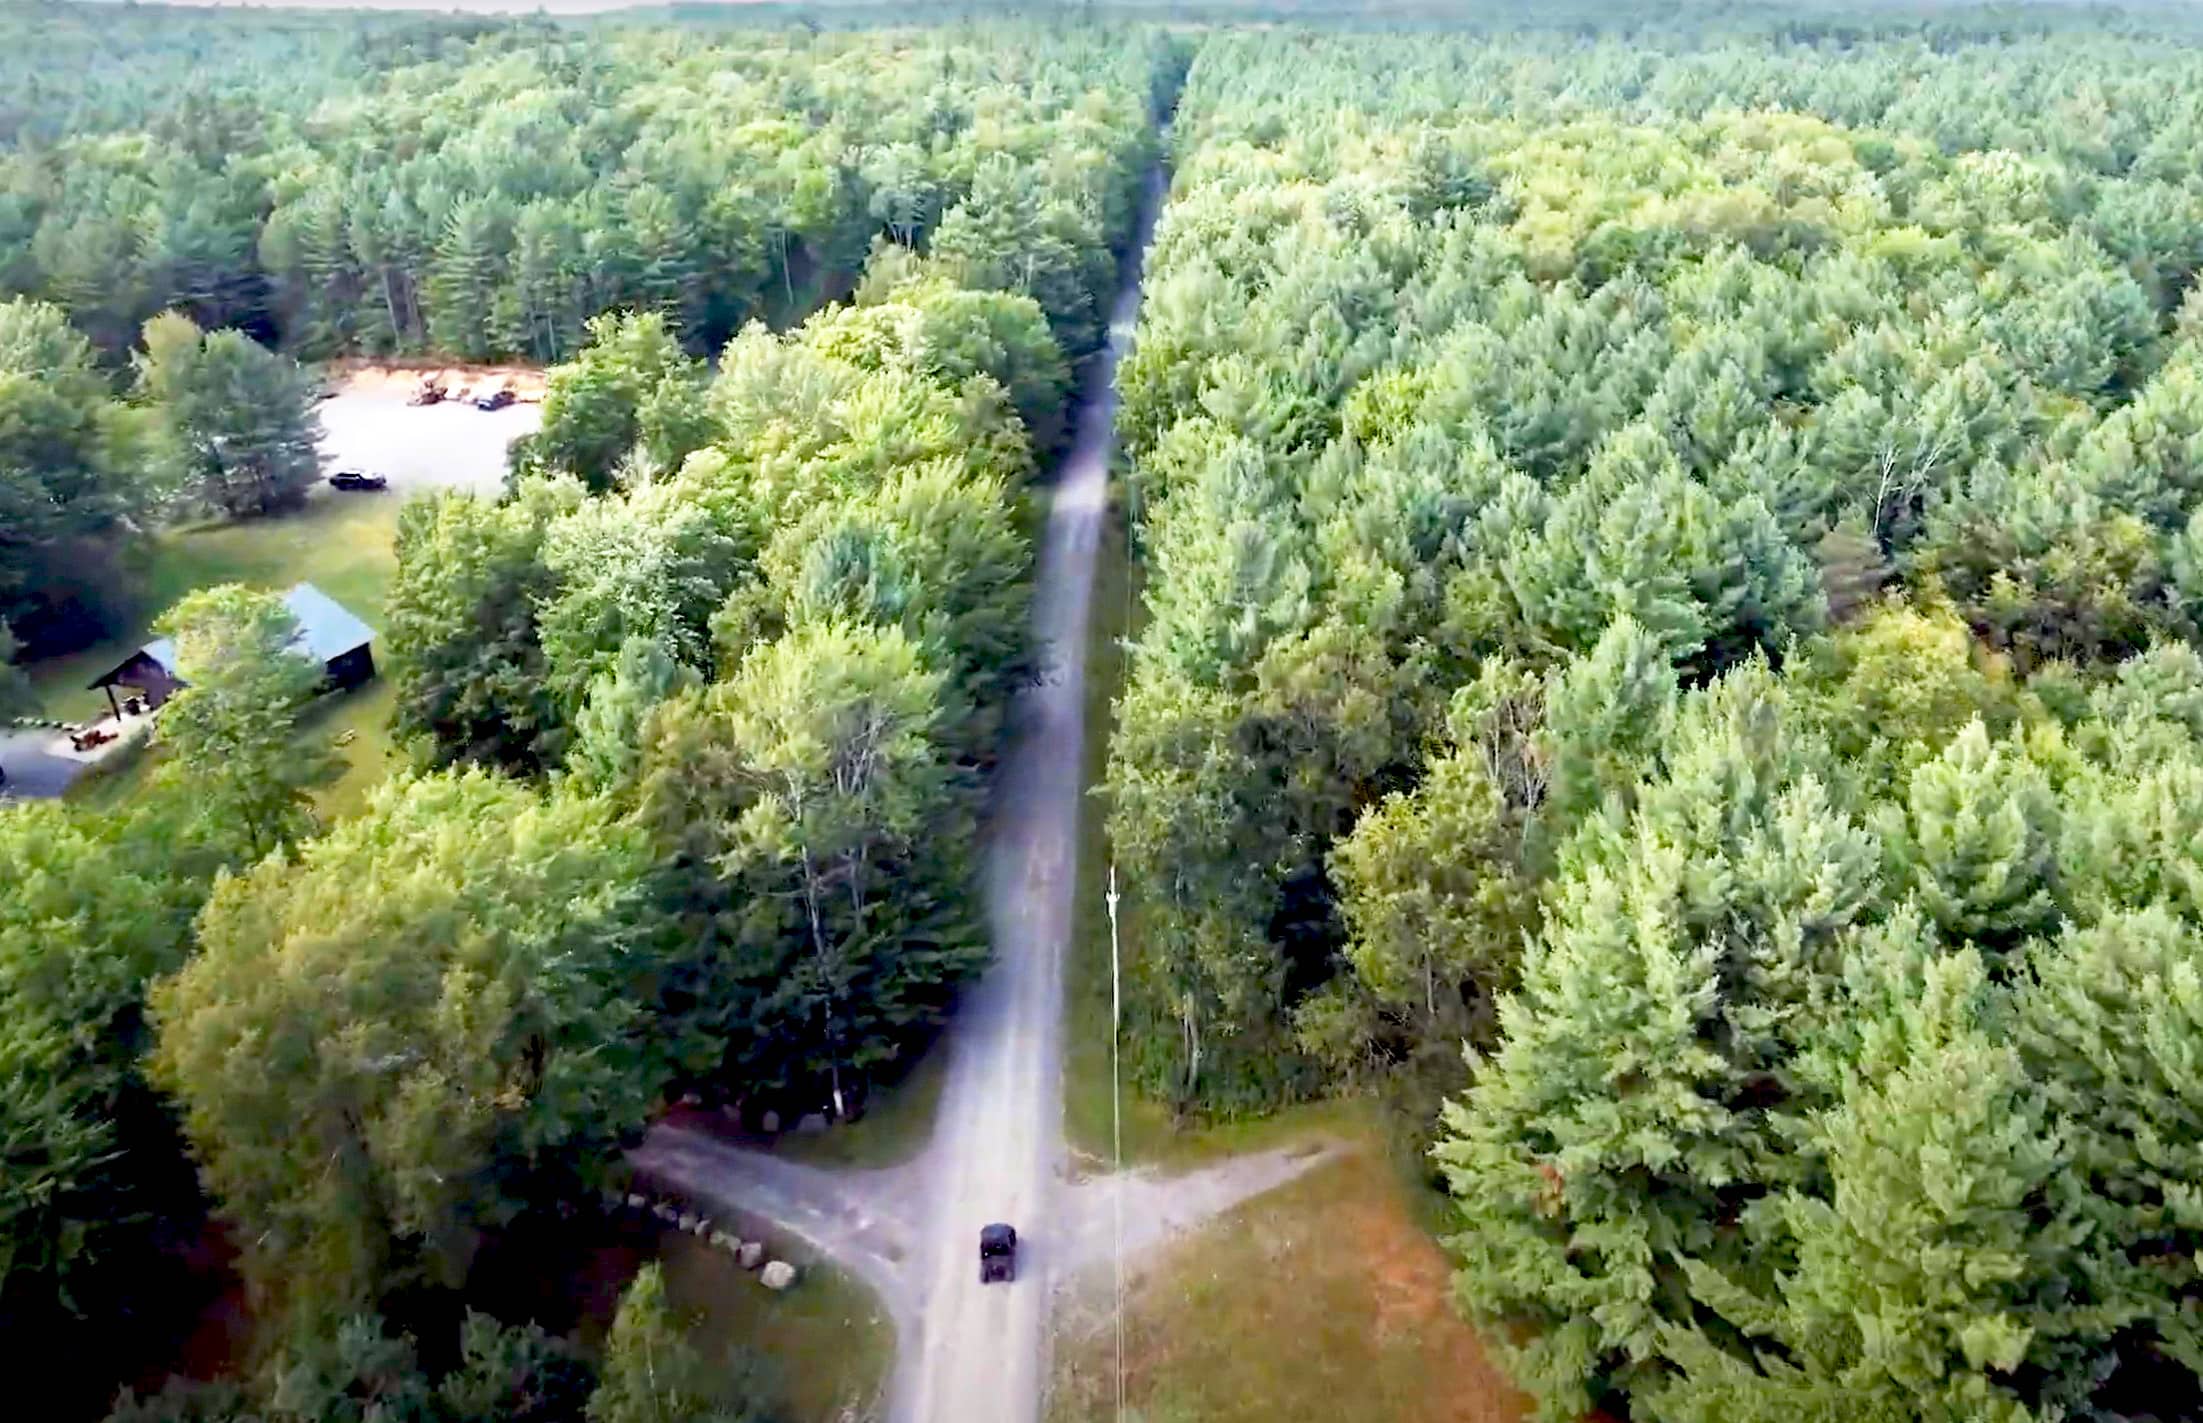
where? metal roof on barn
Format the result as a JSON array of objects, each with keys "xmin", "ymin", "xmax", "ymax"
[{"xmin": 92, "ymin": 583, "xmax": 373, "ymax": 687}]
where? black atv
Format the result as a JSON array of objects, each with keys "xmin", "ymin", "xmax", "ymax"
[{"xmin": 980, "ymin": 1222, "xmax": 1018, "ymax": 1284}]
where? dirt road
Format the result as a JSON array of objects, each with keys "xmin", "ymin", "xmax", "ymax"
[
  {"xmin": 628, "ymin": 1127, "xmax": 922, "ymax": 1331},
  {"xmin": 632, "ymin": 154, "xmax": 1340, "ymax": 1422},
  {"xmin": 635, "ymin": 165, "xmax": 1165, "ymax": 1422},
  {"xmin": 888, "ymin": 158, "xmax": 1165, "ymax": 1423}
]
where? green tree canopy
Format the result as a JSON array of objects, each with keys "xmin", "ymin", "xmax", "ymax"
[
  {"xmin": 0, "ymin": 297, "xmax": 142, "ymax": 650},
  {"xmin": 515, "ymin": 311, "xmax": 713, "ymax": 493},
  {"xmin": 133, "ymin": 312, "xmax": 320, "ymax": 519},
  {"xmin": 385, "ymin": 479, "xmax": 581, "ymax": 774},
  {"xmin": 638, "ymin": 619, "xmax": 982, "ymax": 1107},
  {"xmin": 588, "ymin": 1265, "xmax": 770, "ymax": 1423},
  {"xmin": 153, "ymin": 583, "xmax": 333, "ymax": 859},
  {"xmin": 151, "ymin": 771, "xmax": 677, "ymax": 1328}
]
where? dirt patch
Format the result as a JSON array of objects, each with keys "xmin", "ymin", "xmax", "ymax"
[
  {"xmin": 327, "ymin": 360, "xmax": 548, "ymax": 403},
  {"xmin": 1343, "ymin": 1189, "xmax": 1456, "ymax": 1339},
  {"xmin": 1048, "ymin": 1147, "xmax": 1532, "ymax": 1423}
]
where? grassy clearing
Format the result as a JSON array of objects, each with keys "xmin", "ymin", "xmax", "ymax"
[
  {"xmin": 1047, "ymin": 1144, "xmax": 1528, "ymax": 1423},
  {"xmin": 26, "ymin": 491, "xmax": 408, "ymax": 818},
  {"xmin": 303, "ymin": 675, "xmax": 402, "ymax": 820},
  {"xmin": 773, "ymin": 1039, "xmax": 949, "ymax": 1169},
  {"xmin": 26, "ymin": 492, "xmax": 402, "ymax": 719},
  {"xmin": 657, "ymin": 1229, "xmax": 893, "ymax": 1423}
]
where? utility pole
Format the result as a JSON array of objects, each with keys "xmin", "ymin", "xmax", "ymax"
[{"xmin": 1106, "ymin": 861, "xmax": 1125, "ymax": 1423}]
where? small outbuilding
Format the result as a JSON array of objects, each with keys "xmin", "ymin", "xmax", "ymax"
[{"xmin": 88, "ymin": 581, "xmax": 376, "ymax": 718}]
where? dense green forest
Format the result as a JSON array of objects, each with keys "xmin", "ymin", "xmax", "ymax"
[
  {"xmin": 0, "ymin": 7, "xmax": 1162, "ymax": 360},
  {"xmin": 1104, "ymin": 13, "xmax": 2203, "ymax": 1422},
  {"xmin": 0, "ymin": 6, "xmax": 1168, "ymax": 653},
  {"xmin": 20, "ymin": 3, "xmax": 2203, "ymax": 1423},
  {"xmin": 1, "ymin": 7, "xmax": 1175, "ymax": 1419}
]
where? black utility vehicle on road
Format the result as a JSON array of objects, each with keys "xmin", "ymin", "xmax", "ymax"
[{"xmin": 980, "ymin": 1223, "xmax": 1017, "ymax": 1283}]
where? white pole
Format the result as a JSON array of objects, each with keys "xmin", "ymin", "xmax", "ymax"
[{"xmin": 1106, "ymin": 861, "xmax": 1125, "ymax": 1423}]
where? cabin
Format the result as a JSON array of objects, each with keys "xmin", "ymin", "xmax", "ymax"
[{"xmin": 88, "ymin": 582, "xmax": 376, "ymax": 718}]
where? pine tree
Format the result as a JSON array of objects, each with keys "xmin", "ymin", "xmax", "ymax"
[
  {"xmin": 589, "ymin": 1265, "xmax": 769, "ymax": 1423},
  {"xmin": 621, "ymin": 185, "xmax": 704, "ymax": 340},
  {"xmin": 425, "ymin": 195, "xmax": 511, "ymax": 361},
  {"xmin": 2014, "ymin": 908, "xmax": 2203, "ymax": 1407},
  {"xmin": 132, "ymin": 313, "xmax": 321, "ymax": 519},
  {"xmin": 1890, "ymin": 719, "xmax": 2062, "ymax": 950}
]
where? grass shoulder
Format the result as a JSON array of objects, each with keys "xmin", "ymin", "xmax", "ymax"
[
  {"xmin": 657, "ymin": 1228, "xmax": 893, "ymax": 1423},
  {"xmin": 1063, "ymin": 466, "xmax": 1361, "ymax": 1174},
  {"xmin": 1047, "ymin": 1131, "xmax": 1527, "ymax": 1423},
  {"xmin": 1052, "ymin": 463, "xmax": 1516, "ymax": 1423},
  {"xmin": 1064, "ymin": 461, "xmax": 1137, "ymax": 1167}
]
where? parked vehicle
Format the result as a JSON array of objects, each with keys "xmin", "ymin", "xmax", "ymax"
[
  {"xmin": 474, "ymin": 387, "xmax": 515, "ymax": 411},
  {"xmin": 979, "ymin": 1223, "xmax": 1017, "ymax": 1284},
  {"xmin": 329, "ymin": 470, "xmax": 388, "ymax": 492}
]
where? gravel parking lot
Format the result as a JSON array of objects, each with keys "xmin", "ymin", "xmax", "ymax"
[{"xmin": 315, "ymin": 386, "xmax": 542, "ymax": 497}]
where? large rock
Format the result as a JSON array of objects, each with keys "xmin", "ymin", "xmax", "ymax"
[
  {"xmin": 796, "ymin": 1112, "xmax": 829, "ymax": 1136},
  {"xmin": 709, "ymin": 1231, "xmax": 732, "ymax": 1249},
  {"xmin": 651, "ymin": 1203, "xmax": 678, "ymax": 1222},
  {"xmin": 625, "ymin": 1193, "xmax": 647, "ymax": 1210},
  {"xmin": 737, "ymin": 1241, "xmax": 765, "ymax": 1270},
  {"xmin": 677, "ymin": 1213, "xmax": 699, "ymax": 1232},
  {"xmin": 759, "ymin": 1110, "xmax": 781, "ymax": 1134},
  {"xmin": 759, "ymin": 1260, "xmax": 797, "ymax": 1291}
]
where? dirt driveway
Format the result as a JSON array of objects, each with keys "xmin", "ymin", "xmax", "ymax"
[{"xmin": 315, "ymin": 383, "xmax": 542, "ymax": 498}]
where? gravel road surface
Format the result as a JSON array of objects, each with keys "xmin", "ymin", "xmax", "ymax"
[
  {"xmin": 315, "ymin": 389, "xmax": 539, "ymax": 496},
  {"xmin": 631, "ymin": 158, "xmax": 1338, "ymax": 1423},
  {"xmin": 886, "ymin": 161, "xmax": 1166, "ymax": 1423}
]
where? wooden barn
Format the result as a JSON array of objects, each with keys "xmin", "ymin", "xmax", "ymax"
[{"xmin": 89, "ymin": 582, "xmax": 376, "ymax": 717}]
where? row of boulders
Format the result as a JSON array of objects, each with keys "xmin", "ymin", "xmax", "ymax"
[
  {"xmin": 675, "ymin": 1091, "xmax": 834, "ymax": 1138},
  {"xmin": 614, "ymin": 1191, "xmax": 799, "ymax": 1291}
]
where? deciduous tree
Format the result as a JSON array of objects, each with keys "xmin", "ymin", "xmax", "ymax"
[
  {"xmin": 153, "ymin": 584, "xmax": 331, "ymax": 859},
  {"xmin": 151, "ymin": 771, "xmax": 677, "ymax": 1326}
]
